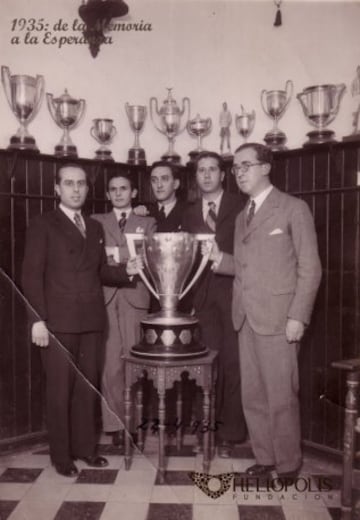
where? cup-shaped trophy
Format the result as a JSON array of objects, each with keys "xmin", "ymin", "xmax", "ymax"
[
  {"xmin": 150, "ymin": 88, "xmax": 190, "ymax": 164},
  {"xmin": 1, "ymin": 65, "xmax": 44, "ymax": 152},
  {"xmin": 90, "ymin": 118, "xmax": 116, "ymax": 161},
  {"xmin": 235, "ymin": 105, "xmax": 256, "ymax": 143},
  {"xmin": 297, "ymin": 84, "xmax": 346, "ymax": 146},
  {"xmin": 186, "ymin": 113, "xmax": 212, "ymax": 161},
  {"xmin": 46, "ymin": 88, "xmax": 86, "ymax": 157},
  {"xmin": 125, "ymin": 103, "xmax": 147, "ymax": 165},
  {"xmin": 125, "ymin": 232, "xmax": 214, "ymax": 358},
  {"xmin": 261, "ymin": 79, "xmax": 293, "ymax": 151}
]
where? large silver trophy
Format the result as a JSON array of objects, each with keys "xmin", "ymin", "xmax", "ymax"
[
  {"xmin": 150, "ymin": 88, "xmax": 190, "ymax": 164},
  {"xmin": 91, "ymin": 118, "xmax": 116, "ymax": 161},
  {"xmin": 125, "ymin": 103, "xmax": 147, "ymax": 165},
  {"xmin": 187, "ymin": 113, "xmax": 212, "ymax": 161},
  {"xmin": 1, "ymin": 65, "xmax": 44, "ymax": 152},
  {"xmin": 235, "ymin": 105, "xmax": 256, "ymax": 143},
  {"xmin": 126, "ymin": 232, "xmax": 213, "ymax": 359},
  {"xmin": 297, "ymin": 84, "xmax": 346, "ymax": 146},
  {"xmin": 261, "ymin": 80, "xmax": 293, "ymax": 151},
  {"xmin": 46, "ymin": 88, "xmax": 86, "ymax": 157}
]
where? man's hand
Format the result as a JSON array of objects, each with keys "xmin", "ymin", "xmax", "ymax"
[
  {"xmin": 32, "ymin": 321, "xmax": 49, "ymax": 348},
  {"xmin": 285, "ymin": 319, "xmax": 305, "ymax": 343},
  {"xmin": 126, "ymin": 256, "xmax": 144, "ymax": 276},
  {"xmin": 201, "ymin": 239, "xmax": 222, "ymax": 264},
  {"xmin": 133, "ymin": 205, "xmax": 149, "ymax": 217}
]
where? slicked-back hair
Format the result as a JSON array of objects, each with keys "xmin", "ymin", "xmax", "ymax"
[
  {"xmin": 56, "ymin": 163, "xmax": 87, "ymax": 185},
  {"xmin": 149, "ymin": 160, "xmax": 181, "ymax": 181},
  {"xmin": 106, "ymin": 171, "xmax": 137, "ymax": 192},
  {"xmin": 234, "ymin": 143, "xmax": 273, "ymax": 168},
  {"xmin": 194, "ymin": 151, "xmax": 224, "ymax": 172}
]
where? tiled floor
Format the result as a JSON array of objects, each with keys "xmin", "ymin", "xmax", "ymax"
[{"xmin": 0, "ymin": 434, "xmax": 356, "ymax": 520}]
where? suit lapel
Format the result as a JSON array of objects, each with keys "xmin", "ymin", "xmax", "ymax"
[
  {"xmin": 54, "ymin": 208, "xmax": 87, "ymax": 269},
  {"xmin": 242, "ymin": 187, "xmax": 281, "ymax": 240}
]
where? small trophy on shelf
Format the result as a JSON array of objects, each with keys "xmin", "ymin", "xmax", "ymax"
[
  {"xmin": 187, "ymin": 113, "xmax": 212, "ymax": 161},
  {"xmin": 235, "ymin": 105, "xmax": 256, "ymax": 143},
  {"xmin": 90, "ymin": 118, "xmax": 116, "ymax": 161},
  {"xmin": 261, "ymin": 80, "xmax": 293, "ymax": 151},
  {"xmin": 125, "ymin": 103, "xmax": 147, "ymax": 165}
]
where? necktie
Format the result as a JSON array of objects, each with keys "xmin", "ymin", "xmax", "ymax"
[
  {"xmin": 74, "ymin": 213, "xmax": 86, "ymax": 238},
  {"xmin": 206, "ymin": 201, "xmax": 217, "ymax": 232},
  {"xmin": 118, "ymin": 212, "xmax": 127, "ymax": 232},
  {"xmin": 246, "ymin": 200, "xmax": 256, "ymax": 226},
  {"xmin": 158, "ymin": 205, "xmax": 166, "ymax": 221}
]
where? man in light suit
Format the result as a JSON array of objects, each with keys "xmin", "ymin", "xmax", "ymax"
[
  {"xmin": 210, "ymin": 143, "xmax": 322, "ymax": 478},
  {"xmin": 92, "ymin": 172, "xmax": 156, "ymax": 446},
  {"xmin": 22, "ymin": 164, "xmax": 140, "ymax": 477}
]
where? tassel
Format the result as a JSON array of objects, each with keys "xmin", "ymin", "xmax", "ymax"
[{"xmin": 274, "ymin": 1, "xmax": 282, "ymax": 27}]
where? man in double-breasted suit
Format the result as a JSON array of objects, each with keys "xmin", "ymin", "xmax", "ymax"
[
  {"xmin": 21, "ymin": 164, "xmax": 140, "ymax": 477},
  {"xmin": 211, "ymin": 143, "xmax": 322, "ymax": 477},
  {"xmin": 92, "ymin": 173, "xmax": 156, "ymax": 445},
  {"xmin": 182, "ymin": 151, "xmax": 247, "ymax": 457}
]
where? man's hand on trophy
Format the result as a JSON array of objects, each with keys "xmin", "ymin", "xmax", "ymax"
[
  {"xmin": 133, "ymin": 205, "xmax": 149, "ymax": 217},
  {"xmin": 126, "ymin": 255, "xmax": 144, "ymax": 276}
]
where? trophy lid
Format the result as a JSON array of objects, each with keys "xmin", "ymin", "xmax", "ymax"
[{"xmin": 53, "ymin": 88, "xmax": 81, "ymax": 105}]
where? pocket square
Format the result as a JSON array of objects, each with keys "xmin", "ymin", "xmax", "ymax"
[{"xmin": 269, "ymin": 228, "xmax": 283, "ymax": 235}]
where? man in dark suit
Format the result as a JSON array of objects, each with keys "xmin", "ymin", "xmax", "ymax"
[
  {"xmin": 21, "ymin": 164, "xmax": 140, "ymax": 477},
  {"xmin": 181, "ymin": 151, "xmax": 246, "ymax": 457},
  {"xmin": 148, "ymin": 160, "xmax": 186, "ymax": 232},
  {"xmin": 211, "ymin": 143, "xmax": 322, "ymax": 477},
  {"xmin": 92, "ymin": 173, "xmax": 156, "ymax": 446}
]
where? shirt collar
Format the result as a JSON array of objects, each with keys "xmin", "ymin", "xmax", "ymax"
[
  {"xmin": 202, "ymin": 190, "xmax": 224, "ymax": 215},
  {"xmin": 250, "ymin": 185, "xmax": 273, "ymax": 213},
  {"xmin": 113, "ymin": 207, "xmax": 132, "ymax": 220},
  {"xmin": 59, "ymin": 203, "xmax": 82, "ymax": 222},
  {"xmin": 158, "ymin": 198, "xmax": 177, "ymax": 217}
]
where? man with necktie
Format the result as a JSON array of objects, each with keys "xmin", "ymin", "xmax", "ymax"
[
  {"xmin": 21, "ymin": 164, "xmax": 140, "ymax": 477},
  {"xmin": 181, "ymin": 151, "xmax": 246, "ymax": 457},
  {"xmin": 210, "ymin": 143, "xmax": 322, "ymax": 478},
  {"xmin": 92, "ymin": 173, "xmax": 156, "ymax": 447}
]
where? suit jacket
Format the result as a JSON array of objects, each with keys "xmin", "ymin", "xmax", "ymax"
[
  {"xmin": 217, "ymin": 187, "xmax": 322, "ymax": 335},
  {"xmin": 92, "ymin": 210, "xmax": 156, "ymax": 309},
  {"xmin": 148, "ymin": 199, "xmax": 188, "ymax": 232},
  {"xmin": 181, "ymin": 191, "xmax": 244, "ymax": 309},
  {"xmin": 21, "ymin": 208, "xmax": 129, "ymax": 333}
]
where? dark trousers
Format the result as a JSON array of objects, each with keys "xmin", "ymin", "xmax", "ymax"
[
  {"xmin": 41, "ymin": 331, "xmax": 103, "ymax": 465},
  {"xmin": 195, "ymin": 278, "xmax": 247, "ymax": 443}
]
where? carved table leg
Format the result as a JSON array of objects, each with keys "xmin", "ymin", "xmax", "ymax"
[
  {"xmin": 203, "ymin": 386, "xmax": 211, "ymax": 473},
  {"xmin": 342, "ymin": 371, "xmax": 360, "ymax": 509},
  {"xmin": 124, "ymin": 381, "xmax": 132, "ymax": 470},
  {"xmin": 136, "ymin": 381, "xmax": 144, "ymax": 452},
  {"xmin": 158, "ymin": 384, "xmax": 166, "ymax": 484},
  {"xmin": 176, "ymin": 381, "xmax": 183, "ymax": 451}
]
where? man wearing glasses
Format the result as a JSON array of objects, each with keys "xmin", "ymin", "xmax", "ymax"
[{"xmin": 210, "ymin": 143, "xmax": 322, "ymax": 478}]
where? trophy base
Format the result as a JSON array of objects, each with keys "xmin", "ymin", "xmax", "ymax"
[
  {"xmin": 303, "ymin": 129, "xmax": 336, "ymax": 147},
  {"xmin": 161, "ymin": 152, "xmax": 181, "ymax": 164},
  {"xmin": 264, "ymin": 131, "xmax": 287, "ymax": 151},
  {"xmin": 342, "ymin": 133, "xmax": 360, "ymax": 142},
  {"xmin": 131, "ymin": 316, "xmax": 208, "ymax": 359},
  {"xmin": 128, "ymin": 148, "xmax": 146, "ymax": 165},
  {"xmin": 54, "ymin": 144, "xmax": 78, "ymax": 158},
  {"xmin": 95, "ymin": 149, "xmax": 114, "ymax": 162},
  {"xmin": 188, "ymin": 149, "xmax": 203, "ymax": 162},
  {"xmin": 8, "ymin": 135, "xmax": 39, "ymax": 153}
]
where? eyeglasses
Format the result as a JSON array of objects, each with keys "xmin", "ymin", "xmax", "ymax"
[{"xmin": 231, "ymin": 162, "xmax": 263, "ymax": 175}]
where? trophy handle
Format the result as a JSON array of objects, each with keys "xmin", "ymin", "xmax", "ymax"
[
  {"xmin": 260, "ymin": 90, "xmax": 269, "ymax": 117},
  {"xmin": 90, "ymin": 126, "xmax": 97, "ymax": 141},
  {"xmin": 149, "ymin": 97, "xmax": 165, "ymax": 135},
  {"xmin": 125, "ymin": 102, "xmax": 130, "ymax": 119},
  {"xmin": 283, "ymin": 80, "xmax": 294, "ymax": 110},
  {"xmin": 178, "ymin": 97, "xmax": 191, "ymax": 135},
  {"xmin": 125, "ymin": 233, "xmax": 160, "ymax": 301},
  {"xmin": 46, "ymin": 92, "xmax": 59, "ymax": 126},
  {"xmin": 179, "ymin": 233, "xmax": 214, "ymax": 300},
  {"xmin": 110, "ymin": 125, "xmax": 117, "ymax": 139},
  {"xmin": 205, "ymin": 118, "xmax": 212, "ymax": 136},
  {"xmin": 1, "ymin": 66, "xmax": 13, "ymax": 114}
]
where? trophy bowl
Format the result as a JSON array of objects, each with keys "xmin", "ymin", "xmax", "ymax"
[
  {"xmin": 46, "ymin": 88, "xmax": 86, "ymax": 157},
  {"xmin": 125, "ymin": 232, "xmax": 214, "ymax": 359},
  {"xmin": 187, "ymin": 113, "xmax": 212, "ymax": 161},
  {"xmin": 91, "ymin": 118, "xmax": 116, "ymax": 161},
  {"xmin": 235, "ymin": 106, "xmax": 256, "ymax": 143},
  {"xmin": 125, "ymin": 103, "xmax": 147, "ymax": 165},
  {"xmin": 1, "ymin": 65, "xmax": 44, "ymax": 152},
  {"xmin": 150, "ymin": 88, "xmax": 190, "ymax": 164},
  {"xmin": 261, "ymin": 80, "xmax": 293, "ymax": 151},
  {"xmin": 297, "ymin": 84, "xmax": 346, "ymax": 146}
]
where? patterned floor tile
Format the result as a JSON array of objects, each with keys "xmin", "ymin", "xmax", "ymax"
[
  {"xmin": 150, "ymin": 485, "xmax": 194, "ymax": 504},
  {"xmin": 155, "ymin": 470, "xmax": 193, "ymax": 486},
  {"xmin": 8, "ymin": 500, "xmax": 63, "ymax": 520},
  {"xmin": 75, "ymin": 469, "xmax": 118, "ymax": 485},
  {"xmin": 237, "ymin": 504, "xmax": 286, "ymax": 519},
  {"xmin": 0, "ymin": 500, "xmax": 18, "ymax": 520},
  {"xmin": 54, "ymin": 501, "xmax": 105, "ymax": 520},
  {"xmin": 0, "ymin": 468, "xmax": 43, "ymax": 483},
  {"xmin": 146, "ymin": 503, "xmax": 192, "ymax": 520},
  {"xmin": 101, "ymin": 501, "xmax": 149, "ymax": 520},
  {"xmin": 193, "ymin": 503, "xmax": 240, "ymax": 520}
]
